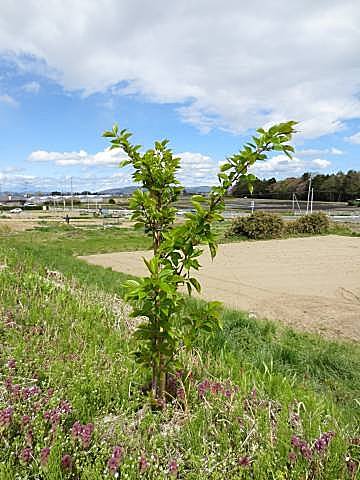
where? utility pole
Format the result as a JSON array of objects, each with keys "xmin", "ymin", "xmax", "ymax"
[
  {"xmin": 70, "ymin": 177, "xmax": 74, "ymax": 211},
  {"xmin": 306, "ymin": 175, "xmax": 312, "ymax": 214}
]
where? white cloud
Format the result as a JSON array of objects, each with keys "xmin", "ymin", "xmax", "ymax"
[
  {"xmin": 0, "ymin": 1, "xmax": 359, "ymax": 138},
  {"xmin": 330, "ymin": 148, "xmax": 343, "ymax": 155},
  {"xmin": 27, "ymin": 148, "xmax": 218, "ymax": 186},
  {"xmin": 297, "ymin": 147, "xmax": 343, "ymax": 156},
  {"xmin": 0, "ymin": 169, "xmax": 132, "ymax": 192},
  {"xmin": 3, "ymin": 147, "xmax": 333, "ymax": 191},
  {"xmin": 177, "ymin": 152, "xmax": 219, "ymax": 185},
  {"xmin": 25, "ymin": 143, "xmax": 335, "ymax": 189},
  {"xmin": 22, "ymin": 81, "xmax": 40, "ymax": 93},
  {"xmin": 28, "ymin": 147, "xmax": 127, "ymax": 166},
  {"xmin": 0, "ymin": 94, "xmax": 18, "ymax": 107},
  {"xmin": 250, "ymin": 155, "xmax": 331, "ymax": 178},
  {"xmin": 312, "ymin": 158, "xmax": 331, "ymax": 168},
  {"xmin": 0, "ymin": 171, "xmax": 37, "ymax": 191},
  {"xmin": 346, "ymin": 131, "xmax": 360, "ymax": 144}
]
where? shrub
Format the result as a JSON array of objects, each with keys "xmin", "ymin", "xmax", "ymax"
[
  {"xmin": 103, "ymin": 121, "xmax": 296, "ymax": 403},
  {"xmin": 287, "ymin": 212, "xmax": 330, "ymax": 235},
  {"xmin": 226, "ymin": 211, "xmax": 285, "ymax": 239}
]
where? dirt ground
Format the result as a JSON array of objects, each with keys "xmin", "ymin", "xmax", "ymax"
[
  {"xmin": 81, "ymin": 235, "xmax": 360, "ymax": 342},
  {"xmin": 0, "ymin": 215, "xmax": 133, "ymax": 232}
]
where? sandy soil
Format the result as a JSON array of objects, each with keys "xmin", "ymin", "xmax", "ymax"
[
  {"xmin": 85, "ymin": 235, "xmax": 358, "ymax": 341},
  {"xmin": 0, "ymin": 216, "xmax": 134, "ymax": 232}
]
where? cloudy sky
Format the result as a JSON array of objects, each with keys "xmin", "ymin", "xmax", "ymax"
[{"xmin": 0, "ymin": 0, "xmax": 359, "ymax": 192}]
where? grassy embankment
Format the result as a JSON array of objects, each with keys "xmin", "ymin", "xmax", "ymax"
[{"xmin": 0, "ymin": 224, "xmax": 359, "ymax": 479}]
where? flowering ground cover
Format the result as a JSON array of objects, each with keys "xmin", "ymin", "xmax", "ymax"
[{"xmin": 0, "ymin": 225, "xmax": 359, "ymax": 478}]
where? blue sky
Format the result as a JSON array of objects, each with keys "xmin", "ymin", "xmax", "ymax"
[{"xmin": 0, "ymin": 1, "xmax": 359, "ymax": 192}]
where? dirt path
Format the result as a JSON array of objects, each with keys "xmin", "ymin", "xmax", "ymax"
[{"xmin": 80, "ymin": 235, "xmax": 360, "ymax": 342}]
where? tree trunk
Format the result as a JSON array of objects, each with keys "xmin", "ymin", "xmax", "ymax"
[{"xmin": 158, "ymin": 353, "xmax": 166, "ymax": 404}]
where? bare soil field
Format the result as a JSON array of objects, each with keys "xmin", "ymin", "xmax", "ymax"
[
  {"xmin": 0, "ymin": 213, "xmax": 133, "ymax": 231},
  {"xmin": 81, "ymin": 235, "xmax": 360, "ymax": 342}
]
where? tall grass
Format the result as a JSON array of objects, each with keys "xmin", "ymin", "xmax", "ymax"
[{"xmin": 0, "ymin": 226, "xmax": 359, "ymax": 478}]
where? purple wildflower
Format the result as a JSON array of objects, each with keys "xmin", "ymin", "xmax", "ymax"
[
  {"xmin": 11, "ymin": 384, "xmax": 21, "ymax": 399},
  {"xmin": 139, "ymin": 454, "xmax": 149, "ymax": 473},
  {"xmin": 21, "ymin": 415, "xmax": 31, "ymax": 427},
  {"xmin": 61, "ymin": 454, "xmax": 73, "ymax": 471},
  {"xmin": 288, "ymin": 451, "xmax": 297, "ymax": 464},
  {"xmin": 238, "ymin": 456, "xmax": 251, "ymax": 468},
  {"xmin": 4, "ymin": 377, "xmax": 13, "ymax": 391},
  {"xmin": 176, "ymin": 387, "xmax": 185, "ymax": 400},
  {"xmin": 0, "ymin": 407, "xmax": 13, "ymax": 428},
  {"xmin": 300, "ymin": 443, "xmax": 312, "ymax": 461},
  {"xmin": 71, "ymin": 421, "xmax": 94, "ymax": 448},
  {"xmin": 71, "ymin": 421, "xmax": 82, "ymax": 439},
  {"xmin": 80, "ymin": 423, "xmax": 94, "ymax": 448},
  {"xmin": 20, "ymin": 447, "xmax": 32, "ymax": 464},
  {"xmin": 347, "ymin": 459, "xmax": 358, "ymax": 478},
  {"xmin": 40, "ymin": 447, "xmax": 50, "ymax": 466},
  {"xmin": 291, "ymin": 435, "xmax": 301, "ymax": 448},
  {"xmin": 7, "ymin": 358, "xmax": 16, "ymax": 369},
  {"xmin": 25, "ymin": 428, "xmax": 34, "ymax": 446},
  {"xmin": 313, "ymin": 431, "xmax": 335, "ymax": 454},
  {"xmin": 112, "ymin": 446, "xmax": 123, "ymax": 460},
  {"xmin": 108, "ymin": 456, "xmax": 119, "ymax": 475},
  {"xmin": 59, "ymin": 399, "xmax": 72, "ymax": 414},
  {"xmin": 107, "ymin": 446, "xmax": 123, "ymax": 475},
  {"xmin": 21, "ymin": 385, "xmax": 40, "ymax": 400},
  {"xmin": 169, "ymin": 459, "xmax": 178, "ymax": 476},
  {"xmin": 198, "ymin": 379, "xmax": 210, "ymax": 398},
  {"xmin": 314, "ymin": 437, "xmax": 326, "ymax": 452}
]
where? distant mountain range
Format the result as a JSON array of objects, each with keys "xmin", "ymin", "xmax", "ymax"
[{"xmin": 99, "ymin": 186, "xmax": 138, "ymax": 195}]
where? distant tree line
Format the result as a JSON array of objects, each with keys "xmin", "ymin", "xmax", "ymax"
[{"xmin": 231, "ymin": 170, "xmax": 360, "ymax": 202}]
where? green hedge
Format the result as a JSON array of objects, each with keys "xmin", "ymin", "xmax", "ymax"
[
  {"xmin": 226, "ymin": 211, "xmax": 331, "ymax": 239},
  {"xmin": 226, "ymin": 211, "xmax": 285, "ymax": 239},
  {"xmin": 286, "ymin": 212, "xmax": 330, "ymax": 235}
]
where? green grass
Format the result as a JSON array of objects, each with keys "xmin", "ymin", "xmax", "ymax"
[{"xmin": 0, "ymin": 225, "xmax": 359, "ymax": 479}]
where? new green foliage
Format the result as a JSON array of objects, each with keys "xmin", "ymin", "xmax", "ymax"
[
  {"xmin": 286, "ymin": 211, "xmax": 330, "ymax": 235},
  {"xmin": 103, "ymin": 121, "xmax": 297, "ymax": 403},
  {"xmin": 226, "ymin": 211, "xmax": 285, "ymax": 239}
]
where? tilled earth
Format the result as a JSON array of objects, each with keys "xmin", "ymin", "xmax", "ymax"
[{"xmin": 81, "ymin": 235, "xmax": 360, "ymax": 342}]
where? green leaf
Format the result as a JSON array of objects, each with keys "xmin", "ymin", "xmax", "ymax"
[
  {"xmin": 220, "ymin": 163, "xmax": 231, "ymax": 172},
  {"xmin": 102, "ymin": 130, "xmax": 115, "ymax": 138},
  {"xmin": 189, "ymin": 277, "xmax": 201, "ymax": 293},
  {"xmin": 123, "ymin": 279, "xmax": 140, "ymax": 291},
  {"xmin": 192, "ymin": 195, "xmax": 206, "ymax": 202},
  {"xmin": 209, "ymin": 242, "xmax": 217, "ymax": 260},
  {"xmin": 119, "ymin": 159, "xmax": 131, "ymax": 168}
]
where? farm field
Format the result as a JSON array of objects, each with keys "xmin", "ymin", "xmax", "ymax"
[
  {"xmin": 81, "ymin": 235, "xmax": 360, "ymax": 342},
  {"xmin": 1, "ymin": 224, "xmax": 360, "ymax": 478},
  {"xmin": 1, "ymin": 198, "xmax": 359, "ymax": 234}
]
